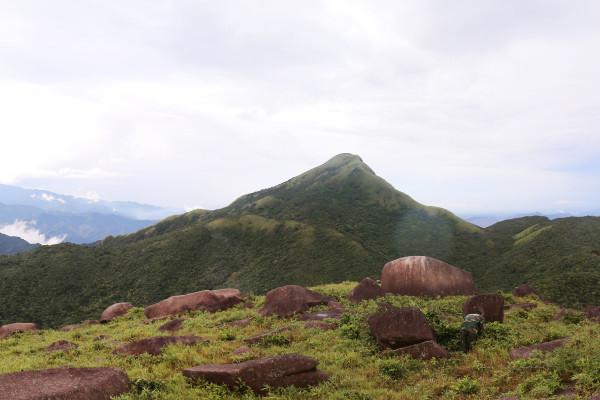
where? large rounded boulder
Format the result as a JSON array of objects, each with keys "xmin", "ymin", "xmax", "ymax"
[
  {"xmin": 381, "ymin": 256, "xmax": 475, "ymax": 297},
  {"xmin": 463, "ymin": 294, "xmax": 505, "ymax": 323},
  {"xmin": 144, "ymin": 289, "xmax": 243, "ymax": 319},
  {"xmin": 0, "ymin": 323, "xmax": 39, "ymax": 339},
  {"xmin": 260, "ymin": 285, "xmax": 329, "ymax": 318},
  {"xmin": 100, "ymin": 302, "xmax": 133, "ymax": 323}
]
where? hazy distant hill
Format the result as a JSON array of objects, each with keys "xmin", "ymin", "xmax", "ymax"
[
  {"xmin": 0, "ymin": 154, "xmax": 599, "ymax": 327},
  {"xmin": 0, "ymin": 232, "xmax": 38, "ymax": 255}
]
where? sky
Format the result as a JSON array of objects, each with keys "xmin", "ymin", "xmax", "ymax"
[{"xmin": 1, "ymin": 0, "xmax": 599, "ymax": 216}]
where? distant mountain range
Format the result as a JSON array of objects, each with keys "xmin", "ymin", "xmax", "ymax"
[
  {"xmin": 0, "ymin": 184, "xmax": 179, "ymax": 252},
  {"xmin": 2, "ymin": 154, "xmax": 599, "ymax": 328}
]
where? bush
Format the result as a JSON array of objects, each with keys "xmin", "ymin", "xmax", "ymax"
[
  {"xmin": 451, "ymin": 377, "xmax": 480, "ymax": 395},
  {"xmin": 423, "ymin": 310, "xmax": 462, "ymax": 351},
  {"xmin": 517, "ymin": 371, "xmax": 562, "ymax": 398}
]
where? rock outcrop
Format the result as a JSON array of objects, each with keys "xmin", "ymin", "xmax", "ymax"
[
  {"xmin": 512, "ymin": 284, "xmax": 538, "ymax": 297},
  {"xmin": 158, "ymin": 318, "xmax": 184, "ymax": 332},
  {"xmin": 114, "ymin": 336, "xmax": 204, "ymax": 356},
  {"xmin": 348, "ymin": 277, "xmax": 383, "ymax": 303},
  {"xmin": 260, "ymin": 285, "xmax": 329, "ymax": 318},
  {"xmin": 463, "ymin": 294, "xmax": 505, "ymax": 322},
  {"xmin": 100, "ymin": 302, "xmax": 133, "ymax": 323},
  {"xmin": 144, "ymin": 289, "xmax": 243, "ymax": 319},
  {"xmin": 0, "ymin": 367, "xmax": 130, "ymax": 400},
  {"xmin": 388, "ymin": 340, "xmax": 449, "ymax": 360},
  {"xmin": 0, "ymin": 323, "xmax": 38, "ymax": 339},
  {"xmin": 46, "ymin": 340, "xmax": 78, "ymax": 353},
  {"xmin": 509, "ymin": 338, "xmax": 569, "ymax": 359},
  {"xmin": 368, "ymin": 305, "xmax": 434, "ymax": 349},
  {"xmin": 381, "ymin": 256, "xmax": 475, "ymax": 296},
  {"xmin": 183, "ymin": 354, "xmax": 329, "ymax": 394}
]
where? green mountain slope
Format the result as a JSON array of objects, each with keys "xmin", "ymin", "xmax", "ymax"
[
  {"xmin": 0, "ymin": 232, "xmax": 38, "ymax": 255},
  {"xmin": 0, "ymin": 154, "xmax": 487, "ymax": 327}
]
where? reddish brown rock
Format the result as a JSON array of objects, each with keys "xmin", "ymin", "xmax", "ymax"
[
  {"xmin": 46, "ymin": 340, "xmax": 78, "ymax": 353},
  {"xmin": 100, "ymin": 302, "xmax": 133, "ymax": 323},
  {"xmin": 388, "ymin": 340, "xmax": 449, "ymax": 360},
  {"xmin": 260, "ymin": 285, "xmax": 329, "ymax": 318},
  {"xmin": 114, "ymin": 336, "xmax": 205, "ymax": 356},
  {"xmin": 60, "ymin": 320, "xmax": 99, "ymax": 332},
  {"xmin": 158, "ymin": 319, "xmax": 184, "ymax": 332},
  {"xmin": 0, "ymin": 367, "xmax": 130, "ymax": 400},
  {"xmin": 304, "ymin": 321, "xmax": 337, "ymax": 330},
  {"xmin": 509, "ymin": 338, "xmax": 569, "ymax": 359},
  {"xmin": 144, "ymin": 289, "xmax": 243, "ymax": 319},
  {"xmin": 381, "ymin": 256, "xmax": 475, "ymax": 297},
  {"xmin": 0, "ymin": 323, "xmax": 38, "ymax": 339},
  {"xmin": 233, "ymin": 346, "xmax": 252, "ymax": 356},
  {"xmin": 183, "ymin": 353, "xmax": 328, "ymax": 394},
  {"xmin": 584, "ymin": 306, "xmax": 600, "ymax": 322},
  {"xmin": 348, "ymin": 277, "xmax": 384, "ymax": 303},
  {"xmin": 368, "ymin": 305, "xmax": 434, "ymax": 349},
  {"xmin": 512, "ymin": 284, "xmax": 538, "ymax": 297},
  {"xmin": 463, "ymin": 294, "xmax": 505, "ymax": 322}
]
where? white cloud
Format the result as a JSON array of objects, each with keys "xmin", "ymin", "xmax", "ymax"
[{"xmin": 0, "ymin": 220, "xmax": 66, "ymax": 245}]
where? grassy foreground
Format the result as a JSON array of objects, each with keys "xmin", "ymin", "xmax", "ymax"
[{"xmin": 1, "ymin": 282, "xmax": 599, "ymax": 400}]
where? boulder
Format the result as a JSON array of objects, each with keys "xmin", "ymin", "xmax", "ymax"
[
  {"xmin": 463, "ymin": 294, "xmax": 505, "ymax": 322},
  {"xmin": 584, "ymin": 306, "xmax": 600, "ymax": 322},
  {"xmin": 512, "ymin": 284, "xmax": 537, "ymax": 297},
  {"xmin": 509, "ymin": 338, "xmax": 569, "ymax": 359},
  {"xmin": 46, "ymin": 340, "xmax": 78, "ymax": 353},
  {"xmin": 0, "ymin": 323, "xmax": 38, "ymax": 339},
  {"xmin": 367, "ymin": 305, "xmax": 434, "ymax": 349},
  {"xmin": 100, "ymin": 302, "xmax": 133, "ymax": 322},
  {"xmin": 381, "ymin": 256, "xmax": 475, "ymax": 296},
  {"xmin": 144, "ymin": 288, "xmax": 243, "ymax": 319},
  {"xmin": 388, "ymin": 340, "xmax": 449, "ymax": 360},
  {"xmin": 114, "ymin": 336, "xmax": 204, "ymax": 356},
  {"xmin": 260, "ymin": 285, "xmax": 329, "ymax": 318},
  {"xmin": 60, "ymin": 320, "xmax": 99, "ymax": 332},
  {"xmin": 183, "ymin": 353, "xmax": 329, "ymax": 394},
  {"xmin": 348, "ymin": 277, "xmax": 384, "ymax": 303},
  {"xmin": 0, "ymin": 367, "xmax": 130, "ymax": 400},
  {"xmin": 158, "ymin": 319, "xmax": 184, "ymax": 332}
]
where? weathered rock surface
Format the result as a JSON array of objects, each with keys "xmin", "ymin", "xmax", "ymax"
[
  {"xmin": 388, "ymin": 340, "xmax": 449, "ymax": 360},
  {"xmin": 144, "ymin": 288, "xmax": 243, "ymax": 319},
  {"xmin": 244, "ymin": 327, "xmax": 292, "ymax": 345},
  {"xmin": 183, "ymin": 353, "xmax": 329, "ymax": 394},
  {"xmin": 260, "ymin": 285, "xmax": 329, "ymax": 318},
  {"xmin": 512, "ymin": 284, "xmax": 537, "ymax": 297},
  {"xmin": 381, "ymin": 256, "xmax": 475, "ymax": 296},
  {"xmin": 0, "ymin": 323, "xmax": 38, "ymax": 339},
  {"xmin": 463, "ymin": 294, "xmax": 505, "ymax": 322},
  {"xmin": 348, "ymin": 277, "xmax": 383, "ymax": 303},
  {"xmin": 368, "ymin": 305, "xmax": 434, "ymax": 349},
  {"xmin": 100, "ymin": 302, "xmax": 133, "ymax": 323},
  {"xmin": 158, "ymin": 319, "xmax": 184, "ymax": 332},
  {"xmin": 0, "ymin": 367, "xmax": 130, "ymax": 400},
  {"xmin": 114, "ymin": 336, "xmax": 204, "ymax": 356},
  {"xmin": 46, "ymin": 340, "xmax": 78, "ymax": 353},
  {"xmin": 60, "ymin": 320, "xmax": 99, "ymax": 332},
  {"xmin": 585, "ymin": 306, "xmax": 600, "ymax": 322},
  {"xmin": 509, "ymin": 338, "xmax": 569, "ymax": 359}
]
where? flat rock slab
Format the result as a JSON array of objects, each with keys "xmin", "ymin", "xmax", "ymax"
[
  {"xmin": 387, "ymin": 340, "xmax": 450, "ymax": 360},
  {"xmin": 46, "ymin": 340, "xmax": 78, "ymax": 353},
  {"xmin": 158, "ymin": 318, "xmax": 184, "ymax": 332},
  {"xmin": 260, "ymin": 285, "xmax": 329, "ymax": 318},
  {"xmin": 0, "ymin": 323, "xmax": 38, "ymax": 339},
  {"xmin": 183, "ymin": 353, "xmax": 329, "ymax": 394},
  {"xmin": 0, "ymin": 367, "xmax": 130, "ymax": 400},
  {"xmin": 510, "ymin": 338, "xmax": 569, "ymax": 359},
  {"xmin": 114, "ymin": 336, "xmax": 205, "ymax": 355},
  {"xmin": 144, "ymin": 288, "xmax": 243, "ymax": 319},
  {"xmin": 60, "ymin": 320, "xmax": 98, "ymax": 332}
]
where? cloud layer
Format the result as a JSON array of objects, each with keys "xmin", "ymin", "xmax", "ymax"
[
  {"xmin": 1, "ymin": 1, "xmax": 599, "ymax": 214},
  {"xmin": 0, "ymin": 220, "xmax": 66, "ymax": 245}
]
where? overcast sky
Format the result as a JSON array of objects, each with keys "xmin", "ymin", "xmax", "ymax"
[{"xmin": 1, "ymin": 1, "xmax": 599, "ymax": 215}]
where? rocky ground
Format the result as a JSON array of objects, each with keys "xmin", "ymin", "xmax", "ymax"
[{"xmin": 1, "ymin": 280, "xmax": 599, "ymax": 399}]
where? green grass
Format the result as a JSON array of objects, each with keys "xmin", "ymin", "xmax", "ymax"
[{"xmin": 1, "ymin": 282, "xmax": 599, "ymax": 399}]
